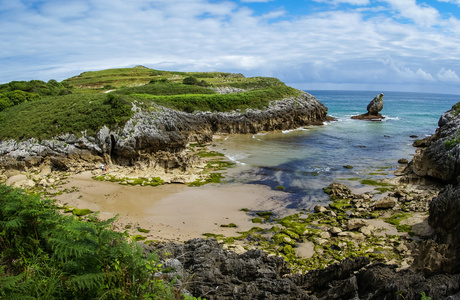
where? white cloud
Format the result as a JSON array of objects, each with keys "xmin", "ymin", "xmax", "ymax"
[
  {"xmin": 313, "ymin": 0, "xmax": 370, "ymax": 5},
  {"xmin": 240, "ymin": 0, "xmax": 274, "ymax": 2},
  {"xmin": 437, "ymin": 0, "xmax": 460, "ymax": 6},
  {"xmin": 382, "ymin": 0, "xmax": 440, "ymax": 27},
  {"xmin": 438, "ymin": 67, "xmax": 460, "ymax": 83},
  {"xmin": 1, "ymin": 0, "xmax": 460, "ymax": 94}
]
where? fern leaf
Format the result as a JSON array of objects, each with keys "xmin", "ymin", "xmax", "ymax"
[{"xmin": 67, "ymin": 272, "xmax": 105, "ymax": 291}]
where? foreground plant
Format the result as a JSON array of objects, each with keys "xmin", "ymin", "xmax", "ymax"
[{"xmin": 0, "ymin": 184, "xmax": 193, "ymax": 299}]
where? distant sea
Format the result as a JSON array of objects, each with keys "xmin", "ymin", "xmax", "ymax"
[{"xmin": 217, "ymin": 90, "xmax": 460, "ymax": 209}]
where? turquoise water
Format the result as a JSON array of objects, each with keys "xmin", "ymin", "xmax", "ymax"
[{"xmin": 218, "ymin": 91, "xmax": 460, "ymax": 208}]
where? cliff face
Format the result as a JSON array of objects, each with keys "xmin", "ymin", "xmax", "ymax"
[
  {"xmin": 408, "ymin": 105, "xmax": 460, "ymax": 183},
  {"xmin": 0, "ymin": 92, "xmax": 330, "ymax": 172}
]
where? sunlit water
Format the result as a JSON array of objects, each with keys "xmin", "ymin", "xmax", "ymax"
[{"xmin": 215, "ymin": 90, "xmax": 460, "ymax": 209}]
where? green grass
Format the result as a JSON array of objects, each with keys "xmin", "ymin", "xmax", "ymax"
[
  {"xmin": 132, "ymin": 85, "xmax": 300, "ymax": 113},
  {"xmin": 0, "ymin": 66, "xmax": 302, "ymax": 141},
  {"xmin": 0, "ymin": 93, "xmax": 132, "ymax": 140}
]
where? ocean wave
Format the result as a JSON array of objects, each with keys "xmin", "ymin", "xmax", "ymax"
[
  {"xmin": 225, "ymin": 152, "xmax": 250, "ymax": 164},
  {"xmin": 382, "ymin": 115, "xmax": 400, "ymax": 121},
  {"xmin": 282, "ymin": 127, "xmax": 309, "ymax": 133}
]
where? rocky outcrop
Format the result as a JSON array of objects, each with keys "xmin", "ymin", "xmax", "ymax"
[
  {"xmin": 405, "ymin": 104, "xmax": 460, "ymax": 183},
  {"xmin": 145, "ymin": 238, "xmax": 460, "ymax": 300},
  {"xmin": 413, "ymin": 185, "xmax": 460, "ymax": 275},
  {"xmin": 351, "ymin": 93, "xmax": 385, "ymax": 121},
  {"xmin": 0, "ymin": 92, "xmax": 330, "ymax": 172}
]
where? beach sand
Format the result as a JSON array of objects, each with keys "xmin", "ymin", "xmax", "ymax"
[{"xmin": 54, "ymin": 171, "xmax": 294, "ymax": 242}]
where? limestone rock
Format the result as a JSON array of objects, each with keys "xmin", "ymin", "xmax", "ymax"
[
  {"xmin": 406, "ymin": 105, "xmax": 460, "ymax": 183},
  {"xmin": 351, "ymin": 93, "xmax": 385, "ymax": 121},
  {"xmin": 366, "ymin": 93, "xmax": 384, "ymax": 115},
  {"xmin": 314, "ymin": 204, "xmax": 327, "ymax": 213},
  {"xmin": 372, "ymin": 197, "xmax": 397, "ymax": 209},
  {"xmin": 347, "ymin": 219, "xmax": 368, "ymax": 231},
  {"xmin": 0, "ymin": 92, "xmax": 330, "ymax": 174}
]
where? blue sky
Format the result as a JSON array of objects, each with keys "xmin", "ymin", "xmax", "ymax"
[{"xmin": 2, "ymin": 0, "xmax": 460, "ymax": 94}]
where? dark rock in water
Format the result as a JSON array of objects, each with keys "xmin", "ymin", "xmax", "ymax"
[
  {"xmin": 143, "ymin": 238, "xmax": 460, "ymax": 299},
  {"xmin": 351, "ymin": 93, "xmax": 385, "ymax": 121},
  {"xmin": 367, "ymin": 93, "xmax": 384, "ymax": 115},
  {"xmin": 398, "ymin": 158, "xmax": 409, "ymax": 164}
]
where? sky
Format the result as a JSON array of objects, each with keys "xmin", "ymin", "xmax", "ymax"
[{"xmin": 2, "ymin": 0, "xmax": 460, "ymax": 94}]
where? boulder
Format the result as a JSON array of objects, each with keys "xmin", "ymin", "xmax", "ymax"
[
  {"xmin": 367, "ymin": 93, "xmax": 384, "ymax": 115},
  {"xmin": 406, "ymin": 104, "xmax": 460, "ymax": 183},
  {"xmin": 413, "ymin": 185, "xmax": 460, "ymax": 274},
  {"xmin": 372, "ymin": 197, "xmax": 397, "ymax": 209},
  {"xmin": 351, "ymin": 93, "xmax": 385, "ymax": 121},
  {"xmin": 347, "ymin": 219, "xmax": 368, "ymax": 230}
]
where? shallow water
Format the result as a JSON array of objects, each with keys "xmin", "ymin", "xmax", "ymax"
[{"xmin": 216, "ymin": 90, "xmax": 460, "ymax": 209}]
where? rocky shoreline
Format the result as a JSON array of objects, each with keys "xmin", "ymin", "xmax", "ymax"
[
  {"xmin": 2, "ymin": 92, "xmax": 460, "ymax": 299},
  {"xmin": 0, "ymin": 92, "xmax": 330, "ymax": 178},
  {"xmin": 143, "ymin": 103, "xmax": 460, "ymax": 299}
]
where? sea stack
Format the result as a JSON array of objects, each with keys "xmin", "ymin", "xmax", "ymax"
[{"xmin": 351, "ymin": 93, "xmax": 385, "ymax": 121}]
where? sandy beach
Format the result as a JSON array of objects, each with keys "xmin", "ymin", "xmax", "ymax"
[{"xmin": 54, "ymin": 171, "xmax": 294, "ymax": 242}]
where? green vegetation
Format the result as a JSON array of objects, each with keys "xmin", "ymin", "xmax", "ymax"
[
  {"xmin": 0, "ymin": 93, "xmax": 133, "ymax": 140},
  {"xmin": 452, "ymin": 102, "xmax": 460, "ymax": 116},
  {"xmin": 0, "ymin": 66, "xmax": 300, "ymax": 141},
  {"xmin": 0, "ymin": 184, "xmax": 193, "ymax": 299},
  {"xmin": 188, "ymin": 173, "xmax": 224, "ymax": 187},
  {"xmin": 133, "ymin": 85, "xmax": 299, "ymax": 113},
  {"xmin": 385, "ymin": 212, "xmax": 412, "ymax": 233},
  {"xmin": 444, "ymin": 129, "xmax": 460, "ymax": 150},
  {"xmin": 93, "ymin": 175, "xmax": 164, "ymax": 187}
]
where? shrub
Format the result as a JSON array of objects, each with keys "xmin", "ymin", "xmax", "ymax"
[{"xmin": 0, "ymin": 184, "xmax": 186, "ymax": 299}]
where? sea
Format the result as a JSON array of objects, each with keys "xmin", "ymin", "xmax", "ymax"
[{"xmin": 216, "ymin": 90, "xmax": 460, "ymax": 209}]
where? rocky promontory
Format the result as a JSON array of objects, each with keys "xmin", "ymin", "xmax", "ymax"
[
  {"xmin": 404, "ymin": 103, "xmax": 460, "ymax": 183},
  {"xmin": 0, "ymin": 92, "xmax": 330, "ymax": 177}
]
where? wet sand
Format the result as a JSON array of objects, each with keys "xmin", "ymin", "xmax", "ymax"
[{"xmin": 55, "ymin": 171, "xmax": 294, "ymax": 242}]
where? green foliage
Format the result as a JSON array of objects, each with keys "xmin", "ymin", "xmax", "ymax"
[
  {"xmin": 444, "ymin": 130, "xmax": 460, "ymax": 150},
  {"xmin": 385, "ymin": 212, "xmax": 412, "ymax": 233},
  {"xmin": 0, "ymin": 93, "xmax": 133, "ymax": 140},
  {"xmin": 135, "ymin": 85, "xmax": 299, "ymax": 113},
  {"xmin": 114, "ymin": 82, "xmax": 215, "ymax": 96},
  {"xmin": 220, "ymin": 223, "xmax": 237, "ymax": 228},
  {"xmin": 452, "ymin": 102, "xmax": 460, "ymax": 116},
  {"xmin": 0, "ymin": 184, "xmax": 185, "ymax": 299}
]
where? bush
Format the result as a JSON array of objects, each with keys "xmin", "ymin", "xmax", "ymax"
[{"xmin": 0, "ymin": 184, "xmax": 186, "ymax": 299}]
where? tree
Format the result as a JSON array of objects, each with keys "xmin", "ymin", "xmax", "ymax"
[{"xmin": 183, "ymin": 76, "xmax": 199, "ymax": 85}]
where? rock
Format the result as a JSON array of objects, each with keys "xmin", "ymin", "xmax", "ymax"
[
  {"xmin": 398, "ymin": 158, "xmax": 409, "ymax": 164},
  {"xmin": 330, "ymin": 227, "xmax": 343, "ymax": 234},
  {"xmin": 359, "ymin": 226, "xmax": 374, "ymax": 236},
  {"xmin": 367, "ymin": 93, "xmax": 384, "ymax": 115},
  {"xmin": 324, "ymin": 182, "xmax": 355, "ymax": 199},
  {"xmin": 347, "ymin": 219, "xmax": 368, "ymax": 230},
  {"xmin": 351, "ymin": 93, "xmax": 385, "ymax": 121},
  {"xmin": 0, "ymin": 92, "xmax": 331, "ymax": 174},
  {"xmin": 145, "ymin": 238, "xmax": 460, "ymax": 299},
  {"xmin": 372, "ymin": 197, "xmax": 397, "ymax": 209},
  {"xmin": 314, "ymin": 204, "xmax": 327, "ymax": 213},
  {"xmin": 319, "ymin": 231, "xmax": 331, "ymax": 239},
  {"xmin": 414, "ymin": 185, "xmax": 460, "ymax": 274},
  {"xmin": 405, "ymin": 104, "xmax": 460, "ymax": 183}
]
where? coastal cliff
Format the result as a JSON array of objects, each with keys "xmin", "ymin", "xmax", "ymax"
[
  {"xmin": 406, "ymin": 103, "xmax": 460, "ymax": 183},
  {"xmin": 0, "ymin": 92, "xmax": 329, "ymax": 174}
]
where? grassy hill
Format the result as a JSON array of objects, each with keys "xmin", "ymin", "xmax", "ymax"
[{"xmin": 0, "ymin": 66, "xmax": 300, "ymax": 141}]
